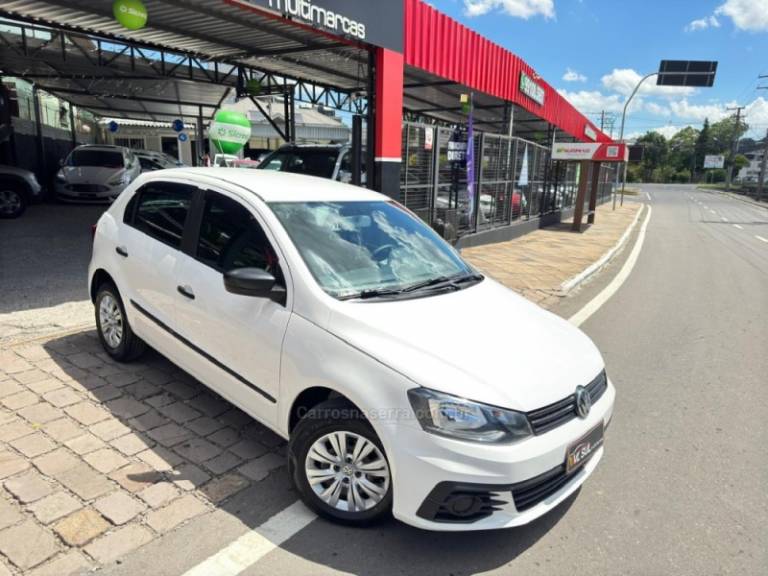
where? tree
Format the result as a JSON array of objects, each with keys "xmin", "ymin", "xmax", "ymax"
[
  {"xmin": 710, "ymin": 115, "xmax": 749, "ymax": 157},
  {"xmin": 695, "ymin": 118, "xmax": 715, "ymax": 173},
  {"xmin": 636, "ymin": 131, "xmax": 669, "ymax": 181},
  {"xmin": 733, "ymin": 154, "xmax": 749, "ymax": 172},
  {"xmin": 669, "ymin": 126, "xmax": 699, "ymax": 178}
]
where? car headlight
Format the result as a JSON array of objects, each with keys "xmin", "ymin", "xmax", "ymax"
[
  {"xmin": 56, "ymin": 169, "xmax": 65, "ymax": 182},
  {"xmin": 108, "ymin": 172, "xmax": 128, "ymax": 186},
  {"xmin": 407, "ymin": 388, "xmax": 532, "ymax": 443}
]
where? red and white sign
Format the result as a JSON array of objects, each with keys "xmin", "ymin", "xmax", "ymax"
[{"xmin": 552, "ymin": 141, "xmax": 628, "ymax": 162}]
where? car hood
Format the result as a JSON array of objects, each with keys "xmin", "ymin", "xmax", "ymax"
[
  {"xmin": 326, "ymin": 278, "xmax": 604, "ymax": 412},
  {"xmin": 61, "ymin": 166, "xmax": 123, "ymax": 184}
]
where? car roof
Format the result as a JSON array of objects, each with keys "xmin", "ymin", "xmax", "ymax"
[
  {"xmin": 73, "ymin": 144, "xmax": 125, "ymax": 152},
  {"xmin": 146, "ymin": 168, "xmax": 388, "ymax": 203}
]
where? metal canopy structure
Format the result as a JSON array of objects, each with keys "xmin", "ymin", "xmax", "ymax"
[
  {"xmin": 403, "ymin": 66, "xmax": 578, "ymax": 144},
  {"xmin": 0, "ymin": 0, "xmax": 372, "ymax": 124}
]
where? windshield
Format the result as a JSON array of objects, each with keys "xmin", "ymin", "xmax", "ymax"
[
  {"xmin": 68, "ymin": 149, "xmax": 124, "ymax": 168},
  {"xmin": 270, "ymin": 201, "xmax": 475, "ymax": 299},
  {"xmin": 259, "ymin": 149, "xmax": 338, "ymax": 179}
]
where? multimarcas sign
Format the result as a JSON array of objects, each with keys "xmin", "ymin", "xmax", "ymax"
[
  {"xmin": 238, "ymin": 0, "xmax": 404, "ymax": 51},
  {"xmin": 519, "ymin": 72, "xmax": 545, "ymax": 106}
]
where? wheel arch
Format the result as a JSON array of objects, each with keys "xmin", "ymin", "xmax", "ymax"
[
  {"xmin": 288, "ymin": 386, "xmax": 362, "ymax": 434},
  {"xmin": 90, "ymin": 268, "xmax": 117, "ymax": 302}
]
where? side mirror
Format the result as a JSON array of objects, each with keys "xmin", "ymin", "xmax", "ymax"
[
  {"xmin": 223, "ymin": 268, "xmax": 285, "ymax": 303},
  {"xmin": 59, "ymin": 158, "xmax": 65, "ymax": 167}
]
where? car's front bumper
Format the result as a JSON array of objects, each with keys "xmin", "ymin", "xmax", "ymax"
[
  {"xmin": 386, "ymin": 378, "xmax": 615, "ymax": 531},
  {"xmin": 55, "ymin": 182, "xmax": 125, "ymax": 203}
]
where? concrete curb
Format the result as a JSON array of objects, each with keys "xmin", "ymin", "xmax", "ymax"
[
  {"xmin": 697, "ymin": 187, "xmax": 768, "ymax": 210},
  {"xmin": 558, "ymin": 203, "xmax": 645, "ymax": 296},
  {"xmin": 3, "ymin": 322, "xmax": 94, "ymax": 348}
]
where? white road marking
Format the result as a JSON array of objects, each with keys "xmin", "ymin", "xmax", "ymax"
[
  {"xmin": 570, "ymin": 205, "xmax": 653, "ymax": 327},
  {"xmin": 721, "ymin": 217, "xmax": 728, "ymax": 222},
  {"xmin": 182, "ymin": 501, "xmax": 316, "ymax": 576},
  {"xmin": 756, "ymin": 235, "xmax": 768, "ymax": 243},
  {"xmin": 709, "ymin": 209, "xmax": 717, "ymax": 215},
  {"xmin": 646, "ymin": 192, "xmax": 652, "ymax": 201},
  {"xmin": 734, "ymin": 224, "xmax": 744, "ymax": 230}
]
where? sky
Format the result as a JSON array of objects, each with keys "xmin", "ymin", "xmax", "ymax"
[{"xmin": 429, "ymin": 0, "xmax": 768, "ymax": 140}]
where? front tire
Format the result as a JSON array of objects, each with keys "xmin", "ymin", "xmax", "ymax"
[
  {"xmin": 95, "ymin": 282, "xmax": 146, "ymax": 362},
  {"xmin": 0, "ymin": 181, "xmax": 27, "ymax": 219},
  {"xmin": 289, "ymin": 399, "xmax": 392, "ymax": 526}
]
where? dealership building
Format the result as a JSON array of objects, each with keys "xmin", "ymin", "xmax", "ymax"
[{"xmin": 0, "ymin": 0, "xmax": 623, "ymax": 244}]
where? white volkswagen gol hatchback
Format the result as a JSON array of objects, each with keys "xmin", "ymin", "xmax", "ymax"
[{"xmin": 88, "ymin": 169, "xmax": 614, "ymax": 530}]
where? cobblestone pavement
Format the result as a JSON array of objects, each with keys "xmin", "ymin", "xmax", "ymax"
[
  {"xmin": 0, "ymin": 332, "xmax": 286, "ymax": 575},
  {"xmin": 462, "ymin": 202, "xmax": 642, "ymax": 309}
]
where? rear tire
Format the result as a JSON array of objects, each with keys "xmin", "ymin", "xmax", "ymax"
[
  {"xmin": 289, "ymin": 398, "xmax": 393, "ymax": 526},
  {"xmin": 95, "ymin": 282, "xmax": 146, "ymax": 362},
  {"xmin": 0, "ymin": 181, "xmax": 28, "ymax": 219}
]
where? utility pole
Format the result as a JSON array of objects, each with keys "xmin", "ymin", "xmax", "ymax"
[
  {"xmin": 757, "ymin": 128, "xmax": 768, "ymax": 201},
  {"xmin": 725, "ymin": 105, "xmax": 745, "ymax": 190},
  {"xmin": 600, "ymin": 110, "xmax": 606, "ymax": 131}
]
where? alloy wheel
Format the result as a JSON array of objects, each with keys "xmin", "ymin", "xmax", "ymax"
[
  {"xmin": 0, "ymin": 189, "xmax": 22, "ymax": 216},
  {"xmin": 304, "ymin": 431, "xmax": 390, "ymax": 513},
  {"xmin": 99, "ymin": 293, "xmax": 124, "ymax": 349}
]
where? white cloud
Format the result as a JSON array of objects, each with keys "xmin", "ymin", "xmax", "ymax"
[
  {"xmin": 557, "ymin": 89, "xmax": 626, "ymax": 115},
  {"xmin": 667, "ymin": 99, "xmax": 732, "ymax": 122},
  {"xmin": 626, "ymin": 125, "xmax": 688, "ymax": 141},
  {"xmin": 716, "ymin": 0, "xmax": 768, "ymax": 31},
  {"xmin": 645, "ymin": 102, "xmax": 672, "ymax": 117},
  {"xmin": 562, "ymin": 68, "xmax": 587, "ymax": 82},
  {"xmin": 685, "ymin": 15, "xmax": 720, "ymax": 32},
  {"xmin": 601, "ymin": 68, "xmax": 696, "ymax": 98},
  {"xmin": 463, "ymin": 0, "xmax": 555, "ymax": 19}
]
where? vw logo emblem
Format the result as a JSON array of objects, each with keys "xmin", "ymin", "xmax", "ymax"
[{"xmin": 575, "ymin": 386, "xmax": 592, "ymax": 418}]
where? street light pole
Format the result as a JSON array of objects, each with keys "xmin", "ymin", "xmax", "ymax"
[{"xmin": 614, "ymin": 72, "xmax": 658, "ymax": 209}]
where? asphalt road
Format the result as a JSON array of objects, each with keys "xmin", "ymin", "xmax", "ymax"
[{"xmin": 94, "ymin": 184, "xmax": 767, "ymax": 576}]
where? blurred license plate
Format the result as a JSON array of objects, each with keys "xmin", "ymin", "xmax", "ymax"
[{"xmin": 565, "ymin": 423, "xmax": 604, "ymax": 474}]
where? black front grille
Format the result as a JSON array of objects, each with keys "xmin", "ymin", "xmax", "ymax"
[
  {"xmin": 417, "ymin": 483, "xmax": 508, "ymax": 523},
  {"xmin": 511, "ymin": 464, "xmax": 573, "ymax": 511},
  {"xmin": 526, "ymin": 371, "xmax": 608, "ymax": 435},
  {"xmin": 66, "ymin": 184, "xmax": 109, "ymax": 193}
]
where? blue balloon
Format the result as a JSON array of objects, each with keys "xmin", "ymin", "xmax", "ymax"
[
  {"xmin": 108, "ymin": 121, "xmax": 119, "ymax": 133},
  {"xmin": 172, "ymin": 119, "xmax": 184, "ymax": 133},
  {"xmin": 178, "ymin": 132, "xmax": 188, "ymax": 142}
]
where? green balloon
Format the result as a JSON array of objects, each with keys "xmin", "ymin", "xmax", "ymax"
[
  {"xmin": 210, "ymin": 110, "xmax": 252, "ymax": 155},
  {"xmin": 113, "ymin": 0, "xmax": 148, "ymax": 30}
]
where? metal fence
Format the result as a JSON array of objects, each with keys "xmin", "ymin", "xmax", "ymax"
[{"xmin": 400, "ymin": 121, "xmax": 615, "ymax": 239}]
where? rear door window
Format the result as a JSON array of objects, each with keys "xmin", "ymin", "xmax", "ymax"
[{"xmin": 132, "ymin": 182, "xmax": 194, "ymax": 249}]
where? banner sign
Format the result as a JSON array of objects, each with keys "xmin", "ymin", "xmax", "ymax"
[
  {"xmin": 424, "ymin": 127, "xmax": 433, "ymax": 151},
  {"xmin": 447, "ymin": 140, "xmax": 467, "ymax": 162},
  {"xmin": 552, "ymin": 141, "xmax": 628, "ymax": 162},
  {"xmin": 703, "ymin": 154, "xmax": 725, "ymax": 169},
  {"xmin": 236, "ymin": 0, "xmax": 404, "ymax": 52},
  {"xmin": 519, "ymin": 72, "xmax": 545, "ymax": 106},
  {"xmin": 584, "ymin": 124, "xmax": 597, "ymax": 141}
]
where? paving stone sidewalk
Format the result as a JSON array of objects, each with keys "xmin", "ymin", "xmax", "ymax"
[
  {"xmin": 0, "ymin": 333, "xmax": 286, "ymax": 575},
  {"xmin": 462, "ymin": 202, "xmax": 642, "ymax": 309}
]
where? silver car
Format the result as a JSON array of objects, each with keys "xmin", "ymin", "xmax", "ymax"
[
  {"xmin": 55, "ymin": 145, "xmax": 141, "ymax": 203},
  {"xmin": 0, "ymin": 165, "xmax": 42, "ymax": 218}
]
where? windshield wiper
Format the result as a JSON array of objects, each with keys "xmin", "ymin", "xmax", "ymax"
[
  {"xmin": 402, "ymin": 272, "xmax": 484, "ymax": 293},
  {"xmin": 338, "ymin": 273, "xmax": 484, "ymax": 301}
]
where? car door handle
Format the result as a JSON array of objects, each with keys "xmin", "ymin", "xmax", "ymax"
[
  {"xmin": 115, "ymin": 246, "xmax": 128, "ymax": 257},
  {"xmin": 177, "ymin": 285, "xmax": 195, "ymax": 300}
]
